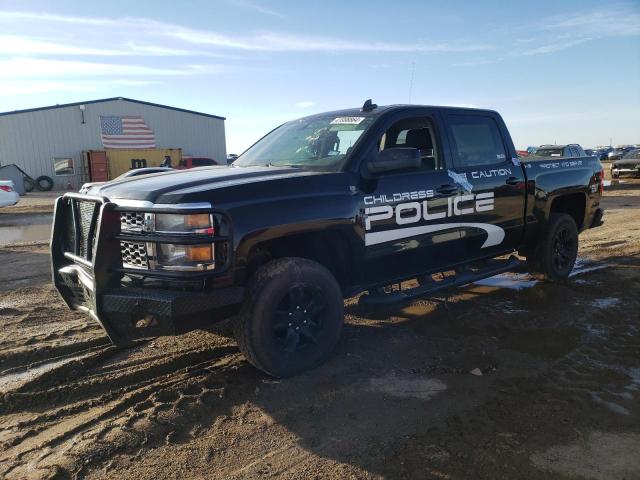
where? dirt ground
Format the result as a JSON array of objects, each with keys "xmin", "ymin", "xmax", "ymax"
[{"xmin": 0, "ymin": 177, "xmax": 639, "ymax": 480}]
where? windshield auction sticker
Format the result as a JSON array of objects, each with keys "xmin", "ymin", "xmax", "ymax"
[{"xmin": 330, "ymin": 116, "xmax": 365, "ymax": 125}]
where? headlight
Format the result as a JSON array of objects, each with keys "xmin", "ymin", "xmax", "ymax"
[
  {"xmin": 155, "ymin": 213, "xmax": 213, "ymax": 234},
  {"xmin": 155, "ymin": 243, "xmax": 215, "ymax": 271}
]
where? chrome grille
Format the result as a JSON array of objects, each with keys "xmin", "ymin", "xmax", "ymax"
[
  {"xmin": 120, "ymin": 241, "xmax": 149, "ymax": 269},
  {"xmin": 120, "ymin": 211, "xmax": 145, "ymax": 232}
]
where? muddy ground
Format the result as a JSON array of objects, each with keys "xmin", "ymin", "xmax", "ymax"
[{"xmin": 0, "ymin": 178, "xmax": 639, "ymax": 480}]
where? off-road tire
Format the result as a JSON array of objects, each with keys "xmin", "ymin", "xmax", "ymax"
[
  {"xmin": 234, "ymin": 257, "xmax": 344, "ymax": 377},
  {"xmin": 36, "ymin": 175, "xmax": 54, "ymax": 191},
  {"xmin": 535, "ymin": 213, "xmax": 579, "ymax": 281}
]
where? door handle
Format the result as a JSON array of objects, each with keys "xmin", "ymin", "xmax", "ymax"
[
  {"xmin": 505, "ymin": 176, "xmax": 520, "ymax": 186},
  {"xmin": 436, "ymin": 184, "xmax": 458, "ymax": 195}
]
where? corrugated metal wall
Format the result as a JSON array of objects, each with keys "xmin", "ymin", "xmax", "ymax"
[{"xmin": 0, "ymin": 99, "xmax": 226, "ymax": 190}]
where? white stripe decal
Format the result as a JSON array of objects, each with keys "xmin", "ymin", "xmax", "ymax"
[{"xmin": 365, "ymin": 223, "xmax": 505, "ymax": 248}]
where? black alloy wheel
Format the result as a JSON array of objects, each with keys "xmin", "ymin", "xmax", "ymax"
[
  {"xmin": 234, "ymin": 257, "xmax": 344, "ymax": 377},
  {"xmin": 272, "ymin": 284, "xmax": 326, "ymax": 353},
  {"xmin": 552, "ymin": 225, "xmax": 578, "ymax": 272}
]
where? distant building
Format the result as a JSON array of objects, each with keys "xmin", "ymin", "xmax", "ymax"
[{"xmin": 0, "ymin": 97, "xmax": 226, "ymax": 190}]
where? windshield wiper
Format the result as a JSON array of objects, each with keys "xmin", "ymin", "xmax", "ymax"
[{"xmin": 263, "ymin": 162, "xmax": 302, "ymax": 168}]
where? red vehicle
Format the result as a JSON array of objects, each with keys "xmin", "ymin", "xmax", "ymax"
[
  {"xmin": 516, "ymin": 149, "xmax": 530, "ymax": 157},
  {"xmin": 177, "ymin": 156, "xmax": 218, "ymax": 169}
]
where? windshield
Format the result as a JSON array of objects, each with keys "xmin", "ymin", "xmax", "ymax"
[
  {"xmin": 535, "ymin": 148, "xmax": 564, "ymax": 157},
  {"xmin": 234, "ymin": 114, "xmax": 376, "ymax": 169},
  {"xmin": 623, "ymin": 149, "xmax": 640, "ymax": 159}
]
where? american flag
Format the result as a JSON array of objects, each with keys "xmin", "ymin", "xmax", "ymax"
[{"xmin": 100, "ymin": 116, "xmax": 156, "ymax": 149}]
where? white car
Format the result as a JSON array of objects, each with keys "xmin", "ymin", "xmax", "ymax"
[{"xmin": 0, "ymin": 180, "xmax": 20, "ymax": 207}]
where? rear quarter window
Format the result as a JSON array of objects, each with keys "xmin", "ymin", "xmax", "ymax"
[{"xmin": 447, "ymin": 115, "xmax": 507, "ymax": 168}]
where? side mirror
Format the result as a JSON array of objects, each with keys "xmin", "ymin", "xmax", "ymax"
[{"xmin": 367, "ymin": 148, "xmax": 421, "ymax": 174}]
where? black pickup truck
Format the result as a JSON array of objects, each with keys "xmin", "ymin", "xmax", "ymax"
[{"xmin": 51, "ymin": 101, "xmax": 605, "ymax": 377}]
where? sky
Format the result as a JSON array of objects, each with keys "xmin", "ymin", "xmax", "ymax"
[{"xmin": 0, "ymin": 0, "xmax": 638, "ymax": 153}]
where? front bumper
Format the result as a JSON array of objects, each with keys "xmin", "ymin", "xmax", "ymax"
[
  {"xmin": 611, "ymin": 166, "xmax": 640, "ymax": 176},
  {"xmin": 51, "ymin": 193, "xmax": 241, "ymax": 345}
]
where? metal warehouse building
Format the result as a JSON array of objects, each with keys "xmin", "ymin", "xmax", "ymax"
[{"xmin": 0, "ymin": 97, "xmax": 226, "ymax": 190}]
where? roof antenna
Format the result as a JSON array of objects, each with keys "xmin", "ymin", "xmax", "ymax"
[
  {"xmin": 361, "ymin": 99, "xmax": 377, "ymax": 112},
  {"xmin": 408, "ymin": 61, "xmax": 415, "ymax": 103}
]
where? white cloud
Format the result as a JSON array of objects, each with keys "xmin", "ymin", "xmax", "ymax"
[
  {"xmin": 545, "ymin": 5, "xmax": 640, "ymax": 36},
  {"xmin": 451, "ymin": 58, "xmax": 504, "ymax": 67},
  {"xmin": 0, "ymin": 11, "xmax": 491, "ymax": 54},
  {"xmin": 295, "ymin": 101, "xmax": 315, "ymax": 108},
  {"xmin": 0, "ymin": 57, "xmax": 231, "ymax": 78},
  {"xmin": 229, "ymin": 0, "xmax": 284, "ymax": 18},
  {"xmin": 0, "ymin": 35, "xmax": 130, "ymax": 56},
  {"xmin": 170, "ymin": 29, "xmax": 491, "ymax": 52},
  {"xmin": 0, "ymin": 79, "xmax": 155, "ymax": 96},
  {"xmin": 509, "ymin": 4, "xmax": 640, "ymax": 57},
  {"xmin": 518, "ymin": 37, "xmax": 593, "ymax": 56}
]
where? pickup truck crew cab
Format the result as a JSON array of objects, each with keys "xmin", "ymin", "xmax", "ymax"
[{"xmin": 51, "ymin": 101, "xmax": 605, "ymax": 377}]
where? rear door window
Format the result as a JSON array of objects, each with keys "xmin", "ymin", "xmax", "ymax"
[{"xmin": 446, "ymin": 115, "xmax": 507, "ymax": 168}]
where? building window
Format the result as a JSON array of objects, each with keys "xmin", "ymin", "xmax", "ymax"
[{"xmin": 53, "ymin": 158, "xmax": 75, "ymax": 176}]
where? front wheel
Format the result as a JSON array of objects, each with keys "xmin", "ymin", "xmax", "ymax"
[
  {"xmin": 234, "ymin": 257, "xmax": 344, "ymax": 377},
  {"xmin": 534, "ymin": 213, "xmax": 579, "ymax": 281}
]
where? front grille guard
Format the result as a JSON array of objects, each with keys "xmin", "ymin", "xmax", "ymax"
[
  {"xmin": 51, "ymin": 193, "xmax": 233, "ymax": 345},
  {"xmin": 51, "ymin": 193, "xmax": 122, "ymax": 342}
]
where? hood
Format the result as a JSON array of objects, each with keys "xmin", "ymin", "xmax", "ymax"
[{"xmin": 87, "ymin": 165, "xmax": 331, "ymax": 204}]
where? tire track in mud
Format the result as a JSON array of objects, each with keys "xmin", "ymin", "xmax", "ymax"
[{"xmin": 0, "ymin": 338, "xmax": 245, "ymax": 479}]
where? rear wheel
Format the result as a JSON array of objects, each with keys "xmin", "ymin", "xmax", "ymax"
[
  {"xmin": 532, "ymin": 213, "xmax": 579, "ymax": 281},
  {"xmin": 234, "ymin": 257, "xmax": 344, "ymax": 377}
]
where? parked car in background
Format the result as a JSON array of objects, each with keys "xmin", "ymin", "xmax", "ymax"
[
  {"xmin": 177, "ymin": 156, "xmax": 219, "ymax": 169},
  {"xmin": 533, "ymin": 144, "xmax": 586, "ymax": 158},
  {"xmin": 0, "ymin": 180, "xmax": 19, "ymax": 207},
  {"xmin": 593, "ymin": 147, "xmax": 613, "ymax": 161},
  {"xmin": 526, "ymin": 146, "xmax": 538, "ymax": 155},
  {"xmin": 79, "ymin": 167, "xmax": 174, "ymax": 193},
  {"xmin": 611, "ymin": 149, "xmax": 640, "ymax": 178},
  {"xmin": 516, "ymin": 149, "xmax": 529, "ymax": 157},
  {"xmin": 608, "ymin": 146, "xmax": 635, "ymax": 161}
]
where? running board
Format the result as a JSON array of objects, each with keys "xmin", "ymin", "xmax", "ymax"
[{"xmin": 358, "ymin": 256, "xmax": 523, "ymax": 308}]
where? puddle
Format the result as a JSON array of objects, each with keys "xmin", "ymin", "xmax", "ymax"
[
  {"xmin": 570, "ymin": 258, "xmax": 610, "ymax": 277},
  {"xmin": 626, "ymin": 368, "xmax": 640, "ymax": 393},
  {"xmin": 584, "ymin": 323, "xmax": 608, "ymax": 339},
  {"xmin": 474, "ymin": 272, "xmax": 538, "ymax": 291},
  {"xmin": 0, "ymin": 213, "xmax": 52, "ymax": 245},
  {"xmin": 367, "ymin": 374, "xmax": 447, "ymax": 400},
  {"xmin": 531, "ymin": 432, "xmax": 640, "ymax": 480},
  {"xmin": 0, "ymin": 356, "xmax": 77, "ymax": 393},
  {"xmin": 590, "ymin": 297, "xmax": 621, "ymax": 309},
  {"xmin": 500, "ymin": 327, "xmax": 581, "ymax": 359},
  {"xmin": 590, "ymin": 392, "xmax": 630, "ymax": 415},
  {"xmin": 471, "ymin": 258, "xmax": 607, "ymax": 292}
]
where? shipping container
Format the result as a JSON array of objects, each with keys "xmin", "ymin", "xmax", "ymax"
[
  {"xmin": 84, "ymin": 148, "xmax": 182, "ymax": 181},
  {"xmin": 106, "ymin": 148, "xmax": 182, "ymax": 179}
]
